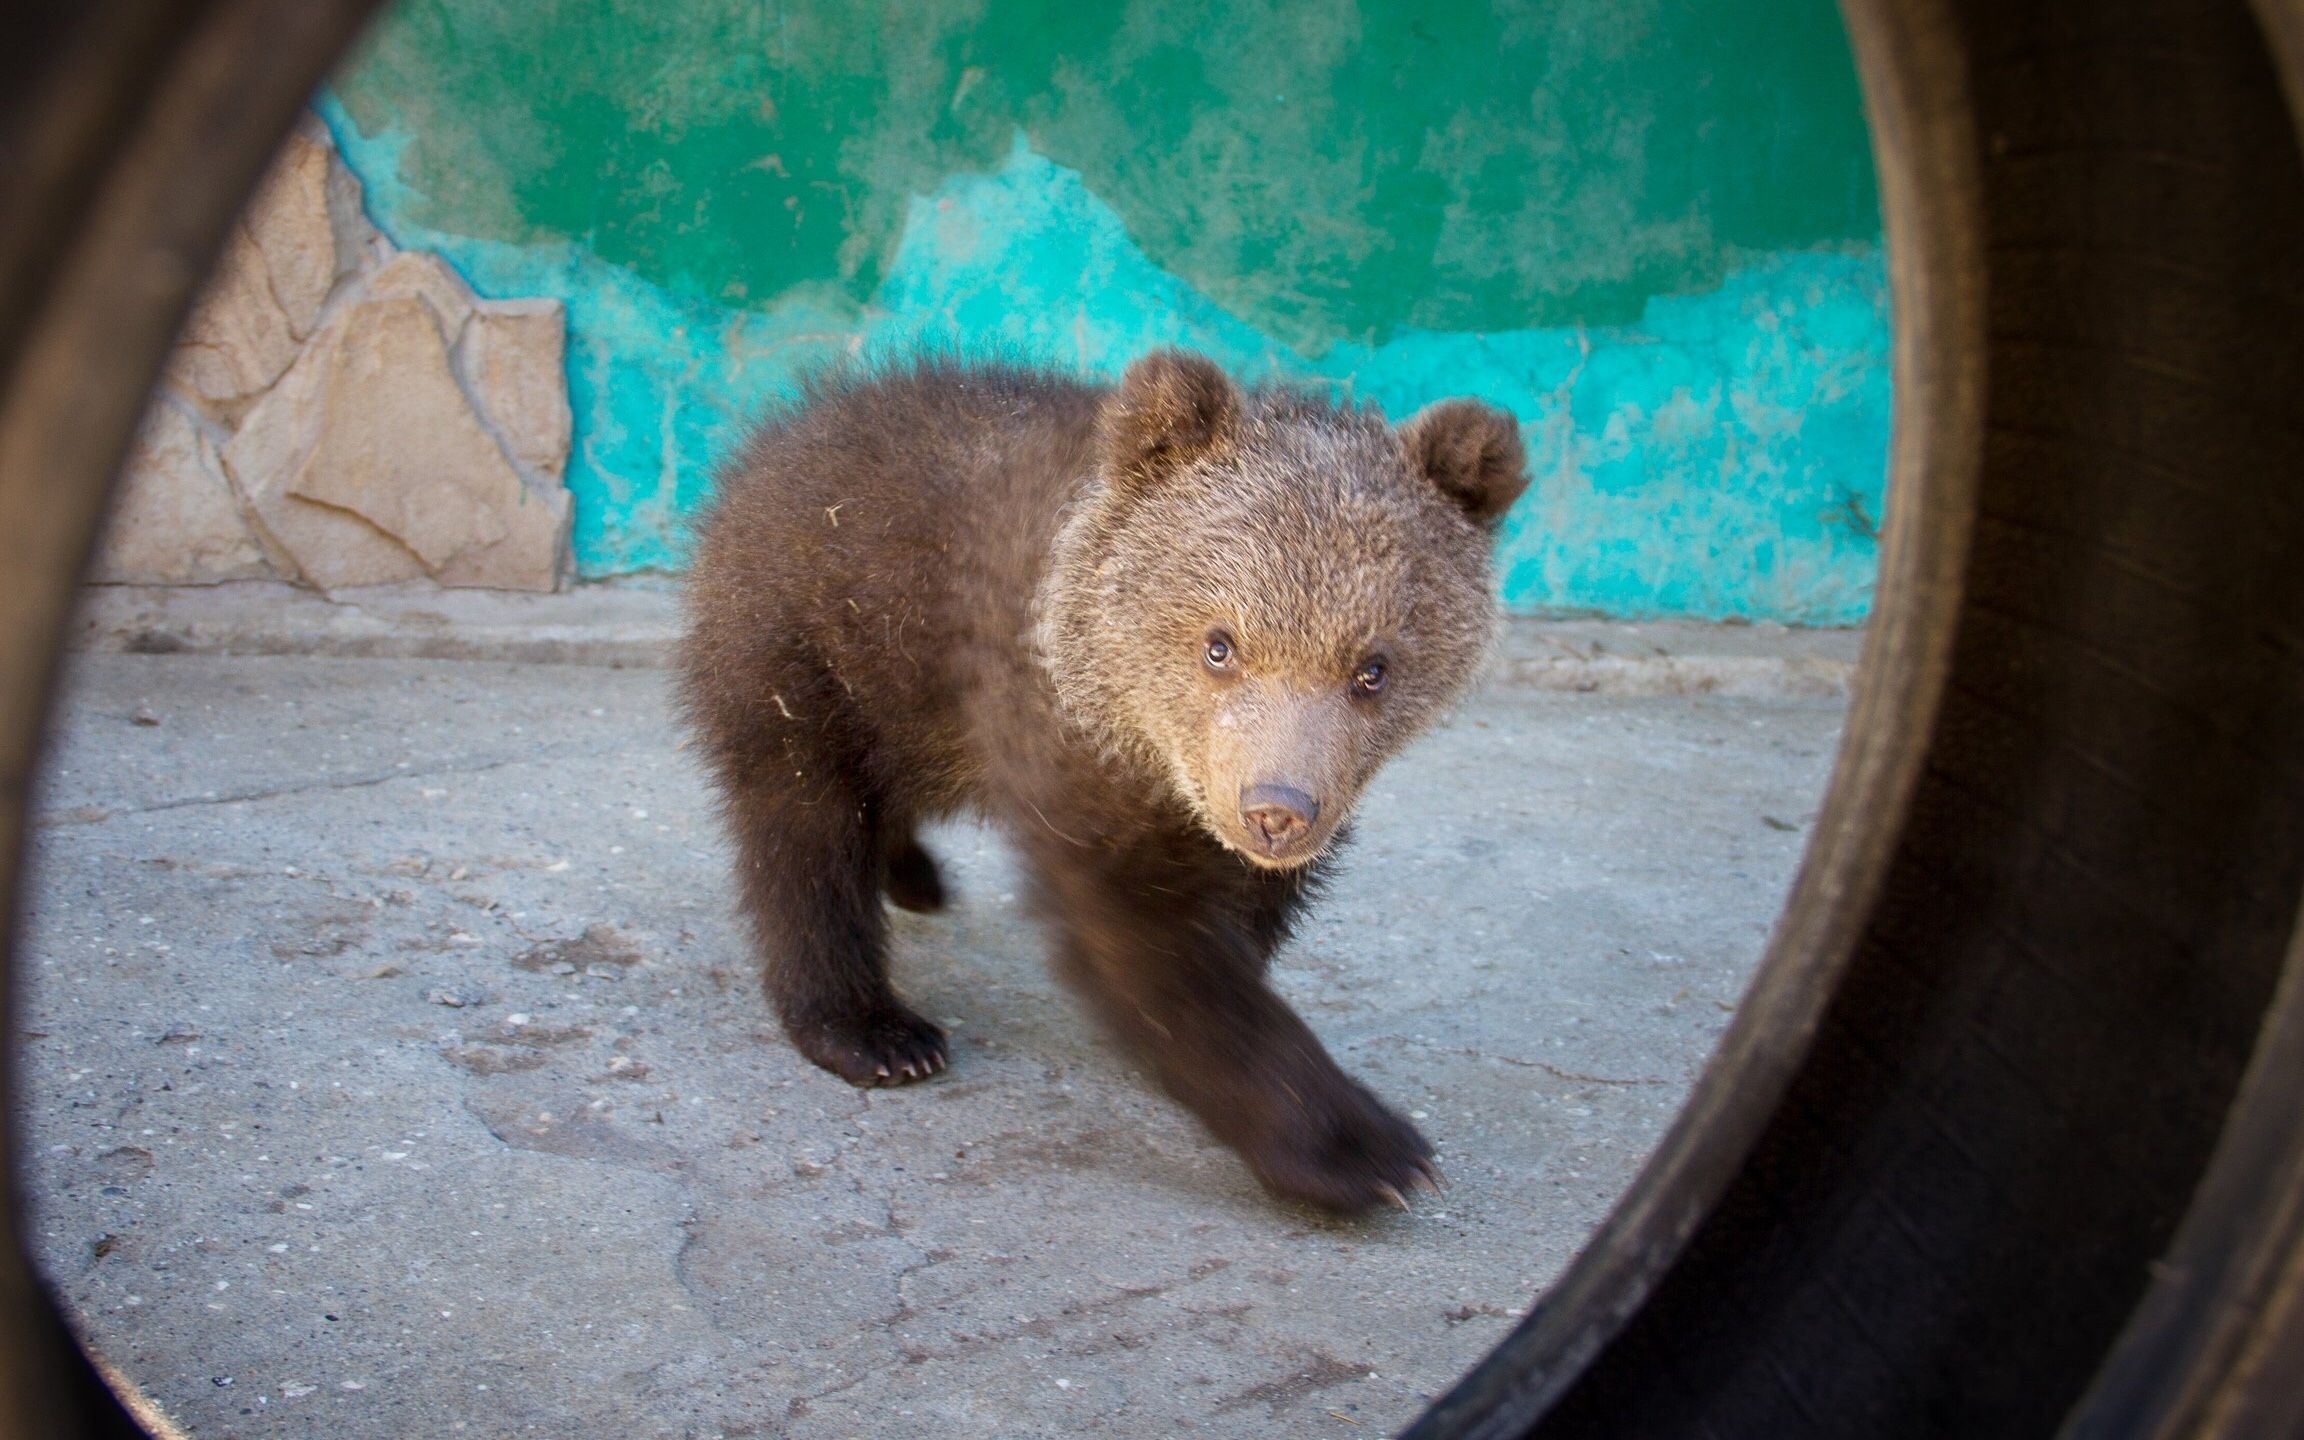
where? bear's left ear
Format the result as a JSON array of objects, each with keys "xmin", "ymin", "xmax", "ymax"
[
  {"xmin": 1399, "ymin": 398, "xmax": 1529, "ymax": 527},
  {"xmin": 1100, "ymin": 349, "xmax": 1240, "ymax": 489}
]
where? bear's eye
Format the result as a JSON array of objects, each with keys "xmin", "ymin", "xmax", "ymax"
[
  {"xmin": 1351, "ymin": 657, "xmax": 1389, "ymax": 697},
  {"xmin": 1203, "ymin": 632, "xmax": 1236, "ymax": 671}
]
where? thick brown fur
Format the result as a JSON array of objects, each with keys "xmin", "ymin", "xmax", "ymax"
[{"xmin": 678, "ymin": 350, "xmax": 1527, "ymax": 1215}]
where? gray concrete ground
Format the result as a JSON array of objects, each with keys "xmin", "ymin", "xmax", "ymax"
[{"xmin": 19, "ymin": 632, "xmax": 1845, "ymax": 1438}]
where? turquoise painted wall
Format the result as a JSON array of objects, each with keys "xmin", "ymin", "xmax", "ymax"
[{"xmin": 322, "ymin": 0, "xmax": 1888, "ymax": 622}]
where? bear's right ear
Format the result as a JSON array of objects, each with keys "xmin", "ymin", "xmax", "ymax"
[{"xmin": 1100, "ymin": 350, "xmax": 1239, "ymax": 487}]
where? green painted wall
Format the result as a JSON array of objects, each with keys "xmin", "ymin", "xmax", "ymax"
[{"xmin": 324, "ymin": 0, "xmax": 1889, "ymax": 620}]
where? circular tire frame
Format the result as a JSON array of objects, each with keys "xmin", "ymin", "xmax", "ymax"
[{"xmin": 4, "ymin": 1, "xmax": 2304, "ymax": 1436}]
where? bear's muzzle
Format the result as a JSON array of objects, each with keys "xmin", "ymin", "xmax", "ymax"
[{"xmin": 1239, "ymin": 781, "xmax": 1321, "ymax": 858}]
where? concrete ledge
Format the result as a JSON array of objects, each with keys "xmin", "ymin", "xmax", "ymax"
[
  {"xmin": 70, "ymin": 581, "xmax": 1862, "ymax": 697},
  {"xmin": 1487, "ymin": 618, "xmax": 1859, "ymax": 699},
  {"xmin": 71, "ymin": 580, "xmax": 683, "ymax": 668}
]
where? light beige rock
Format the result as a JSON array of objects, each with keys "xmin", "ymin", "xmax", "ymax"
[
  {"xmin": 244, "ymin": 124, "xmax": 342, "ymax": 339},
  {"xmin": 430, "ymin": 484, "xmax": 571, "ymax": 592},
  {"xmin": 164, "ymin": 228, "xmax": 303, "ymax": 422},
  {"xmin": 458, "ymin": 300, "xmax": 572, "ymax": 484},
  {"xmin": 364, "ymin": 251, "xmax": 476, "ymax": 339},
  {"xmin": 315, "ymin": 119, "xmax": 386, "ymax": 279},
  {"xmin": 223, "ymin": 291, "xmax": 568, "ymax": 593},
  {"xmin": 222, "ymin": 327, "xmax": 429, "ymax": 591},
  {"xmin": 165, "ymin": 123, "xmax": 376, "ymax": 422},
  {"xmin": 90, "ymin": 394, "xmax": 275, "ymax": 586},
  {"xmin": 290, "ymin": 296, "xmax": 513, "ymax": 569},
  {"xmin": 120, "ymin": 109, "xmax": 570, "ymax": 595}
]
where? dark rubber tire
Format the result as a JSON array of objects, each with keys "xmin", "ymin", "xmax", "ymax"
[
  {"xmin": 1409, "ymin": 0, "xmax": 2304, "ymax": 1436},
  {"xmin": 7, "ymin": 2, "xmax": 2304, "ymax": 1438}
]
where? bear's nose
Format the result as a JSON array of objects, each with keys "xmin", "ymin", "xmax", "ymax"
[{"xmin": 1240, "ymin": 783, "xmax": 1320, "ymax": 849}]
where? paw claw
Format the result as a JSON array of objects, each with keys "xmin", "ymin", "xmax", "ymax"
[{"xmin": 1375, "ymin": 1182, "xmax": 1410, "ymax": 1211}]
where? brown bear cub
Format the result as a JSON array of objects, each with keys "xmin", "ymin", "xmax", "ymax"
[{"xmin": 679, "ymin": 351, "xmax": 1526, "ymax": 1214}]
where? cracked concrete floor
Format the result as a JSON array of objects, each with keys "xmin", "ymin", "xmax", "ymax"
[{"xmin": 19, "ymin": 652, "xmax": 1844, "ymax": 1438}]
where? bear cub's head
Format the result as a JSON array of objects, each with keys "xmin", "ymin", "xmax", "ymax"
[{"xmin": 1038, "ymin": 349, "xmax": 1529, "ymax": 869}]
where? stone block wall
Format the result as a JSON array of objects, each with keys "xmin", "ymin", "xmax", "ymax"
[{"xmin": 94, "ymin": 116, "xmax": 575, "ymax": 593}]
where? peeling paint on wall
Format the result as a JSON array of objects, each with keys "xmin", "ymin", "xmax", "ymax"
[
  {"xmin": 866, "ymin": 142, "xmax": 1891, "ymax": 623},
  {"xmin": 319, "ymin": 0, "xmax": 1888, "ymax": 621}
]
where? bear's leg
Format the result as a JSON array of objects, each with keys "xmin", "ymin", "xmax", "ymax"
[
  {"xmin": 882, "ymin": 834, "xmax": 947, "ymax": 914},
  {"xmin": 723, "ymin": 768, "xmax": 947, "ymax": 1086},
  {"xmin": 1036, "ymin": 837, "xmax": 1436, "ymax": 1214}
]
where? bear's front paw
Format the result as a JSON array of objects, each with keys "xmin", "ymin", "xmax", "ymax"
[
  {"xmin": 788, "ymin": 1005, "xmax": 949, "ymax": 1087},
  {"xmin": 1247, "ymin": 1077, "xmax": 1441, "ymax": 1216}
]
